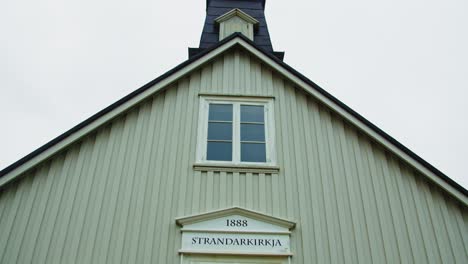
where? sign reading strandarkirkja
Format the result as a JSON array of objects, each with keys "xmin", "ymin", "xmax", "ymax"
[
  {"xmin": 179, "ymin": 215, "xmax": 292, "ymax": 255},
  {"xmin": 182, "ymin": 231, "xmax": 290, "ymax": 254}
]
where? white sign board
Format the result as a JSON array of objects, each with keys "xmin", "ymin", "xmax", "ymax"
[
  {"xmin": 182, "ymin": 231, "xmax": 290, "ymax": 255},
  {"xmin": 177, "ymin": 210, "xmax": 294, "ymax": 256},
  {"xmin": 186, "ymin": 215, "xmax": 287, "ymax": 233}
]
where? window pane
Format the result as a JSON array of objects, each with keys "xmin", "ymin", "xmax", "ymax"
[
  {"xmin": 207, "ymin": 142, "xmax": 232, "ymax": 161},
  {"xmin": 241, "ymin": 143, "xmax": 266, "ymax": 162},
  {"xmin": 209, "ymin": 104, "xmax": 233, "ymax": 121},
  {"xmin": 241, "ymin": 124, "xmax": 265, "ymax": 141},
  {"xmin": 241, "ymin": 105, "xmax": 264, "ymax": 123},
  {"xmin": 208, "ymin": 122, "xmax": 232, "ymax": 140}
]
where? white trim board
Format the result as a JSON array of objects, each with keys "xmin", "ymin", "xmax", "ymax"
[
  {"xmin": 176, "ymin": 207, "xmax": 296, "ymax": 229},
  {"xmin": 1, "ymin": 36, "xmax": 466, "ymax": 206},
  {"xmin": 215, "ymin": 8, "xmax": 259, "ymax": 25},
  {"xmin": 0, "ymin": 37, "xmax": 242, "ymax": 189}
]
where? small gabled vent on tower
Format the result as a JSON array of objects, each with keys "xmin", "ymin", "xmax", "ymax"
[
  {"xmin": 189, "ymin": 0, "xmax": 284, "ymax": 60},
  {"xmin": 215, "ymin": 8, "xmax": 259, "ymax": 41}
]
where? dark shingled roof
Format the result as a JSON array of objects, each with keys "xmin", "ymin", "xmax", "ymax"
[{"xmin": 190, "ymin": 0, "xmax": 284, "ymax": 60}]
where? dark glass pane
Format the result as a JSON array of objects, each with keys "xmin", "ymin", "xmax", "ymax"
[
  {"xmin": 207, "ymin": 142, "xmax": 232, "ymax": 161},
  {"xmin": 209, "ymin": 104, "xmax": 233, "ymax": 121},
  {"xmin": 241, "ymin": 143, "xmax": 266, "ymax": 162},
  {"xmin": 208, "ymin": 122, "xmax": 232, "ymax": 140},
  {"xmin": 241, "ymin": 124, "xmax": 265, "ymax": 141},
  {"xmin": 241, "ymin": 105, "xmax": 264, "ymax": 123}
]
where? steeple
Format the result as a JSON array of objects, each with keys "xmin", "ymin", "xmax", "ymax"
[{"xmin": 189, "ymin": 0, "xmax": 284, "ymax": 60}]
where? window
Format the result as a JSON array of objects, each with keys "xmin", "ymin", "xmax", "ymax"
[{"xmin": 197, "ymin": 96, "xmax": 276, "ymax": 166}]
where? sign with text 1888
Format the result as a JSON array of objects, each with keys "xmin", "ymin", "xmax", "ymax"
[{"xmin": 176, "ymin": 208, "xmax": 295, "ymax": 256}]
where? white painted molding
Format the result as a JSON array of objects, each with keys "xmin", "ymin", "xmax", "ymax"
[
  {"xmin": 175, "ymin": 207, "xmax": 296, "ymax": 229},
  {"xmin": 180, "ymin": 229, "xmax": 291, "ymax": 235},
  {"xmin": 0, "ymin": 37, "xmax": 242, "ymax": 189},
  {"xmin": 232, "ymin": 38, "xmax": 468, "ymax": 206},
  {"xmin": 178, "ymin": 250, "xmax": 293, "ymax": 257},
  {"xmin": 215, "ymin": 8, "xmax": 259, "ymax": 25},
  {"xmin": 2, "ymin": 36, "xmax": 466, "ymax": 206},
  {"xmin": 193, "ymin": 163, "xmax": 280, "ymax": 174}
]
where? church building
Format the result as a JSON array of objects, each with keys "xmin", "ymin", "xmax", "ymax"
[{"xmin": 0, "ymin": 0, "xmax": 466, "ymax": 263}]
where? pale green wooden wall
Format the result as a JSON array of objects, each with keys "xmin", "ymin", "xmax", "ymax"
[{"xmin": 0, "ymin": 48, "xmax": 467, "ymax": 263}]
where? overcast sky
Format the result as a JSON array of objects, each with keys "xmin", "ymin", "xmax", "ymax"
[{"xmin": 1, "ymin": 0, "xmax": 467, "ymax": 188}]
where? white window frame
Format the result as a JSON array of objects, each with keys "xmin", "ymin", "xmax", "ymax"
[{"xmin": 196, "ymin": 96, "xmax": 276, "ymax": 166}]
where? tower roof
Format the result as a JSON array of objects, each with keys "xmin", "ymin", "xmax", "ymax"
[
  {"xmin": 190, "ymin": 0, "xmax": 284, "ymax": 60},
  {"xmin": 206, "ymin": 0, "xmax": 266, "ymax": 10}
]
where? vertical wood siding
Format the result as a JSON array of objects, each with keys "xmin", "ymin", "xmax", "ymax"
[{"xmin": 0, "ymin": 48, "xmax": 467, "ymax": 263}]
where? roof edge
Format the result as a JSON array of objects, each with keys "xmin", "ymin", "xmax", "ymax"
[
  {"xmin": 207, "ymin": 0, "xmax": 266, "ymax": 10},
  {"xmin": 1, "ymin": 33, "xmax": 466, "ymax": 205},
  {"xmin": 0, "ymin": 33, "xmax": 242, "ymax": 182},
  {"xmin": 232, "ymin": 36, "xmax": 468, "ymax": 201}
]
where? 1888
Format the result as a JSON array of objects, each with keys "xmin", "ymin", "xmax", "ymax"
[{"xmin": 226, "ymin": 219, "xmax": 248, "ymax": 227}]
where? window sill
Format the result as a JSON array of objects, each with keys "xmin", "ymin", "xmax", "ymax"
[{"xmin": 193, "ymin": 163, "xmax": 280, "ymax": 174}]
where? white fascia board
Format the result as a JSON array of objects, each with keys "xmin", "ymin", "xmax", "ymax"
[
  {"xmin": 215, "ymin": 8, "xmax": 259, "ymax": 25},
  {"xmin": 175, "ymin": 207, "xmax": 296, "ymax": 229},
  {"xmin": 2, "ymin": 36, "xmax": 467, "ymax": 207},
  {"xmin": 0, "ymin": 37, "xmax": 242, "ymax": 189},
  {"xmin": 231, "ymin": 38, "xmax": 468, "ymax": 206}
]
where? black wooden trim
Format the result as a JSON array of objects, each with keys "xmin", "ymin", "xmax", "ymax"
[
  {"xmin": 235, "ymin": 34, "xmax": 468, "ymax": 197},
  {"xmin": 1, "ymin": 33, "xmax": 466, "ymax": 198},
  {"xmin": 0, "ymin": 34, "xmax": 240, "ymax": 178}
]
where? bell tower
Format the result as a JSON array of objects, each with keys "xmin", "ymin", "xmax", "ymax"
[{"xmin": 189, "ymin": 0, "xmax": 284, "ymax": 60}]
